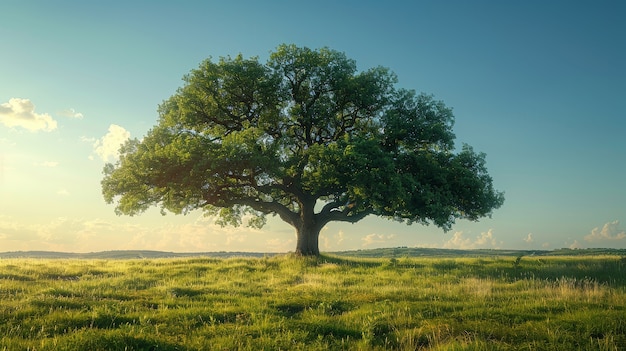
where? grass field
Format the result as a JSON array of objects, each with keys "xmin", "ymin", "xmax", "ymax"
[{"xmin": 0, "ymin": 253, "xmax": 624, "ymax": 350}]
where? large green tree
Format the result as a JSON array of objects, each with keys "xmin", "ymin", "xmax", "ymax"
[{"xmin": 102, "ymin": 44, "xmax": 504, "ymax": 256}]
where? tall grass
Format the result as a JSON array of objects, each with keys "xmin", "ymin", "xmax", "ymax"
[{"xmin": 0, "ymin": 254, "xmax": 624, "ymax": 350}]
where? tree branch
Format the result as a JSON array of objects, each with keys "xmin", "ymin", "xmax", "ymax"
[
  {"xmin": 317, "ymin": 207, "xmax": 373, "ymax": 228},
  {"xmin": 320, "ymin": 200, "xmax": 342, "ymax": 215},
  {"xmin": 226, "ymin": 197, "xmax": 300, "ymax": 228}
]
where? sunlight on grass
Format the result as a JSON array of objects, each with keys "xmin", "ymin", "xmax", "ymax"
[{"xmin": 0, "ymin": 254, "xmax": 624, "ymax": 350}]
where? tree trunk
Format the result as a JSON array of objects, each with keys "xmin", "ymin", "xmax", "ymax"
[{"xmin": 295, "ymin": 224, "xmax": 321, "ymax": 256}]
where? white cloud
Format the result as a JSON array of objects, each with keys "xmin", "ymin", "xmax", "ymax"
[
  {"xmin": 336, "ymin": 230, "xmax": 345, "ymax": 245},
  {"xmin": 443, "ymin": 229, "xmax": 502, "ymax": 249},
  {"xmin": 476, "ymin": 229, "xmax": 499, "ymax": 247},
  {"xmin": 443, "ymin": 231, "xmax": 472, "ymax": 249},
  {"xmin": 523, "ymin": 233, "xmax": 534, "ymax": 243},
  {"xmin": 0, "ymin": 98, "xmax": 57, "ymax": 132},
  {"xmin": 226, "ymin": 233, "xmax": 247, "ymax": 245},
  {"xmin": 80, "ymin": 136, "xmax": 96, "ymax": 143},
  {"xmin": 266, "ymin": 237, "xmax": 294, "ymax": 252},
  {"xmin": 92, "ymin": 124, "xmax": 130, "ymax": 162},
  {"xmin": 59, "ymin": 108, "xmax": 84, "ymax": 119},
  {"xmin": 362, "ymin": 233, "xmax": 396, "ymax": 247},
  {"xmin": 319, "ymin": 228, "xmax": 346, "ymax": 250},
  {"xmin": 569, "ymin": 240, "xmax": 583, "ymax": 249},
  {"xmin": 584, "ymin": 221, "xmax": 626, "ymax": 242}
]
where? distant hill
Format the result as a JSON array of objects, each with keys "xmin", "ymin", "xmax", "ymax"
[
  {"xmin": 332, "ymin": 247, "xmax": 626, "ymax": 258},
  {"xmin": 1, "ymin": 247, "xmax": 624, "ymax": 259},
  {"xmin": 0, "ymin": 250, "xmax": 270, "ymax": 259}
]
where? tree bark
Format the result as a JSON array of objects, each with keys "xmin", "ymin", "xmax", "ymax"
[{"xmin": 294, "ymin": 223, "xmax": 321, "ymax": 256}]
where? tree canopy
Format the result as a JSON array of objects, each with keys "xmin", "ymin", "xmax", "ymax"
[{"xmin": 102, "ymin": 44, "xmax": 504, "ymax": 255}]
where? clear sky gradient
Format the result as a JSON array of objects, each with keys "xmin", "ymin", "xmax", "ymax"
[{"xmin": 1, "ymin": 1, "xmax": 625, "ymax": 253}]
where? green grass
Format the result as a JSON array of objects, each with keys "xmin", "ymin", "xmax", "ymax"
[{"xmin": 0, "ymin": 254, "xmax": 625, "ymax": 350}]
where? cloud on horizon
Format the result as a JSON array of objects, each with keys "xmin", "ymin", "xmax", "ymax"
[
  {"xmin": 584, "ymin": 221, "xmax": 626, "ymax": 243},
  {"xmin": 0, "ymin": 98, "xmax": 57, "ymax": 132},
  {"xmin": 319, "ymin": 228, "xmax": 347, "ymax": 251},
  {"xmin": 0, "ymin": 214, "xmax": 293, "ymax": 253},
  {"xmin": 569, "ymin": 240, "xmax": 583, "ymax": 249},
  {"xmin": 523, "ymin": 233, "xmax": 534, "ymax": 243},
  {"xmin": 443, "ymin": 229, "xmax": 502, "ymax": 249},
  {"xmin": 362, "ymin": 233, "xmax": 396, "ymax": 247}
]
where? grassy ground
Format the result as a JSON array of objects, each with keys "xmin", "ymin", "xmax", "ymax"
[{"xmin": 0, "ymin": 254, "xmax": 624, "ymax": 350}]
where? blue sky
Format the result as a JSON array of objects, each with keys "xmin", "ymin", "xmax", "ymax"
[{"xmin": 1, "ymin": 1, "xmax": 624, "ymax": 253}]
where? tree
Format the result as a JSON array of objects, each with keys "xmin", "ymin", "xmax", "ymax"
[{"xmin": 102, "ymin": 44, "xmax": 504, "ymax": 256}]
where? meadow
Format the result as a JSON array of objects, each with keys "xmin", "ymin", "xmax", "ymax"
[{"xmin": 0, "ymin": 252, "xmax": 624, "ymax": 350}]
